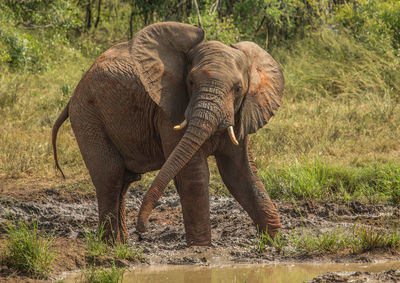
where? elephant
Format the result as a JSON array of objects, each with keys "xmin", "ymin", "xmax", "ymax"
[{"xmin": 52, "ymin": 22, "xmax": 284, "ymax": 246}]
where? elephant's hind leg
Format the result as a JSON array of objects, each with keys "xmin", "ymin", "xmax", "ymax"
[
  {"xmin": 119, "ymin": 170, "xmax": 141, "ymax": 240},
  {"xmin": 72, "ymin": 124, "xmax": 128, "ymax": 242}
]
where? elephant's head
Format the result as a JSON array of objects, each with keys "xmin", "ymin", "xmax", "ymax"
[{"xmin": 132, "ymin": 22, "xmax": 284, "ymax": 230}]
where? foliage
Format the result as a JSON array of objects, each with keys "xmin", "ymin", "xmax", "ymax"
[
  {"xmin": 3, "ymin": 0, "xmax": 82, "ymax": 34},
  {"xmin": 186, "ymin": 12, "xmax": 241, "ymax": 44},
  {"xmin": 1, "ymin": 220, "xmax": 55, "ymax": 279},
  {"xmin": 232, "ymin": 0, "xmax": 325, "ymax": 47},
  {"xmin": 333, "ymin": 0, "xmax": 400, "ymax": 50},
  {"xmin": 0, "ymin": 25, "xmax": 45, "ymax": 72}
]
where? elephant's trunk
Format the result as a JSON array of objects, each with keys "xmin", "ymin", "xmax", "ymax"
[{"xmin": 137, "ymin": 104, "xmax": 219, "ymax": 231}]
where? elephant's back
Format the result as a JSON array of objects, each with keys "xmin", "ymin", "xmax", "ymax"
[
  {"xmin": 69, "ymin": 44, "xmax": 165, "ymax": 174},
  {"xmin": 70, "ymin": 41, "xmax": 153, "ymax": 116}
]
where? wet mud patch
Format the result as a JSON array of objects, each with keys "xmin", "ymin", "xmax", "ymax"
[
  {"xmin": 1, "ymin": 185, "xmax": 400, "ymax": 281},
  {"xmin": 309, "ymin": 269, "xmax": 400, "ymax": 283}
]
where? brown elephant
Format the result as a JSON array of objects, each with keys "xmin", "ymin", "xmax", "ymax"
[{"xmin": 52, "ymin": 22, "xmax": 284, "ymax": 246}]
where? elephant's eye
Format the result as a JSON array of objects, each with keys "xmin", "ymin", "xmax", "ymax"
[
  {"xmin": 234, "ymin": 85, "xmax": 242, "ymax": 94},
  {"xmin": 188, "ymin": 79, "xmax": 194, "ymax": 87}
]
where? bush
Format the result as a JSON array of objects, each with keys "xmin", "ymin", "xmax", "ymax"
[
  {"xmin": 232, "ymin": 0, "xmax": 326, "ymax": 47},
  {"xmin": 0, "ymin": 28, "xmax": 45, "ymax": 72},
  {"xmin": 3, "ymin": 0, "xmax": 82, "ymax": 35},
  {"xmin": 186, "ymin": 12, "xmax": 241, "ymax": 44},
  {"xmin": 334, "ymin": 0, "xmax": 400, "ymax": 51}
]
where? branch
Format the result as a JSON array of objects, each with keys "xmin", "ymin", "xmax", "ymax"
[
  {"xmin": 209, "ymin": 0, "xmax": 219, "ymax": 14},
  {"xmin": 94, "ymin": 0, "xmax": 102, "ymax": 28},
  {"xmin": 17, "ymin": 22, "xmax": 54, "ymax": 29},
  {"xmin": 254, "ymin": 16, "xmax": 266, "ymax": 36},
  {"xmin": 193, "ymin": 0, "xmax": 202, "ymax": 27}
]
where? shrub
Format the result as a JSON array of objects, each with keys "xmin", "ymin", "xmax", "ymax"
[
  {"xmin": 334, "ymin": 0, "xmax": 400, "ymax": 50},
  {"xmin": 0, "ymin": 28, "xmax": 45, "ymax": 72}
]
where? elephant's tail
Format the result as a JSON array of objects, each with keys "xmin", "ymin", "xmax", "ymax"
[{"xmin": 52, "ymin": 101, "xmax": 70, "ymax": 179}]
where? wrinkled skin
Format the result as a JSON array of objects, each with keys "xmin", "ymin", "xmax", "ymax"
[{"xmin": 52, "ymin": 22, "xmax": 284, "ymax": 246}]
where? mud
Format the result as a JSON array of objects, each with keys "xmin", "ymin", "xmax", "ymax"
[{"xmin": 1, "ymin": 185, "xmax": 400, "ymax": 282}]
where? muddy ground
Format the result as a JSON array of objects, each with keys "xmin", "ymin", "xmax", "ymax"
[{"xmin": 1, "ymin": 181, "xmax": 400, "ymax": 282}]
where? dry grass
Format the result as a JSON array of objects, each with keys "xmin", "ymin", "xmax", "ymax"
[{"xmin": 0, "ymin": 29, "xmax": 399, "ymax": 203}]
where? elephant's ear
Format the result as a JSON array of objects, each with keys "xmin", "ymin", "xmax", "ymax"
[
  {"xmin": 231, "ymin": 41, "xmax": 284, "ymax": 140},
  {"xmin": 131, "ymin": 22, "xmax": 204, "ymax": 124}
]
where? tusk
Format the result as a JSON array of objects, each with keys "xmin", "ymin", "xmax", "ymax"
[
  {"xmin": 173, "ymin": 119, "xmax": 187, "ymax": 131},
  {"xmin": 227, "ymin": 126, "xmax": 239, "ymax": 146}
]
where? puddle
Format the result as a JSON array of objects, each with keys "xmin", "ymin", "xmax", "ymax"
[{"xmin": 63, "ymin": 261, "xmax": 400, "ymax": 283}]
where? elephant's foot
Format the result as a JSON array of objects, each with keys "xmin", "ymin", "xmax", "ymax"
[
  {"xmin": 136, "ymin": 218, "xmax": 148, "ymax": 233},
  {"xmin": 256, "ymin": 220, "xmax": 282, "ymax": 239},
  {"xmin": 101, "ymin": 226, "xmax": 118, "ymax": 243},
  {"xmin": 268, "ymin": 222, "xmax": 282, "ymax": 238},
  {"xmin": 186, "ymin": 238, "xmax": 212, "ymax": 247},
  {"xmin": 185, "ymin": 229, "xmax": 212, "ymax": 247}
]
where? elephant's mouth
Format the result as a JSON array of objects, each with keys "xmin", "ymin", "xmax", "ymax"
[{"xmin": 173, "ymin": 119, "xmax": 239, "ymax": 146}]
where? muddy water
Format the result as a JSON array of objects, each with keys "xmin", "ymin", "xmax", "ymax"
[{"xmin": 64, "ymin": 261, "xmax": 400, "ymax": 283}]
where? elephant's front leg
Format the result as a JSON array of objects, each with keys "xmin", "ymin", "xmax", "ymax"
[
  {"xmin": 174, "ymin": 153, "xmax": 211, "ymax": 246},
  {"xmin": 215, "ymin": 136, "xmax": 281, "ymax": 237},
  {"xmin": 158, "ymin": 118, "xmax": 211, "ymax": 246}
]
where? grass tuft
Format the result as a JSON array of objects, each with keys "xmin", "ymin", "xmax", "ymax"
[
  {"xmin": 290, "ymin": 230, "xmax": 350, "ymax": 254},
  {"xmin": 83, "ymin": 225, "xmax": 107, "ymax": 258},
  {"xmin": 354, "ymin": 226, "xmax": 400, "ymax": 252},
  {"xmin": 112, "ymin": 243, "xmax": 144, "ymax": 262},
  {"xmin": 259, "ymin": 162, "xmax": 400, "ymax": 203},
  {"xmin": 258, "ymin": 226, "xmax": 400, "ymax": 255},
  {"xmin": 78, "ymin": 264, "xmax": 125, "ymax": 283},
  {"xmin": 254, "ymin": 228, "xmax": 286, "ymax": 254},
  {"xmin": 83, "ymin": 225, "xmax": 146, "ymax": 263},
  {"xmin": 1, "ymin": 220, "xmax": 54, "ymax": 279}
]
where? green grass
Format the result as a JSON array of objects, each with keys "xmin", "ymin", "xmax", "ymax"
[
  {"xmin": 289, "ymin": 229, "xmax": 351, "ymax": 254},
  {"xmin": 83, "ymin": 225, "xmax": 145, "ymax": 263},
  {"xmin": 0, "ymin": 11, "xmax": 399, "ymax": 205},
  {"xmin": 83, "ymin": 225, "xmax": 108, "ymax": 258},
  {"xmin": 354, "ymin": 226, "xmax": 400, "ymax": 252},
  {"xmin": 1, "ymin": 220, "xmax": 55, "ymax": 279},
  {"xmin": 78, "ymin": 264, "xmax": 125, "ymax": 283},
  {"xmin": 112, "ymin": 243, "xmax": 144, "ymax": 262},
  {"xmin": 253, "ymin": 228, "xmax": 286, "ymax": 254},
  {"xmin": 259, "ymin": 162, "xmax": 400, "ymax": 203},
  {"xmin": 256, "ymin": 226, "xmax": 400, "ymax": 255}
]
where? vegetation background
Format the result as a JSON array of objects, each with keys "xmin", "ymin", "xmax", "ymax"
[{"xmin": 0, "ymin": 0, "xmax": 399, "ymax": 204}]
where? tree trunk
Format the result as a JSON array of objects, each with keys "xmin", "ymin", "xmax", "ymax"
[
  {"xmin": 85, "ymin": 0, "xmax": 92, "ymax": 30},
  {"xmin": 94, "ymin": 0, "xmax": 102, "ymax": 28},
  {"xmin": 129, "ymin": 10, "xmax": 135, "ymax": 39}
]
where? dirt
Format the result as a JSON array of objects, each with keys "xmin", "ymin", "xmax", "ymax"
[
  {"xmin": 1, "ymin": 182, "xmax": 400, "ymax": 282},
  {"xmin": 309, "ymin": 269, "xmax": 400, "ymax": 283}
]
